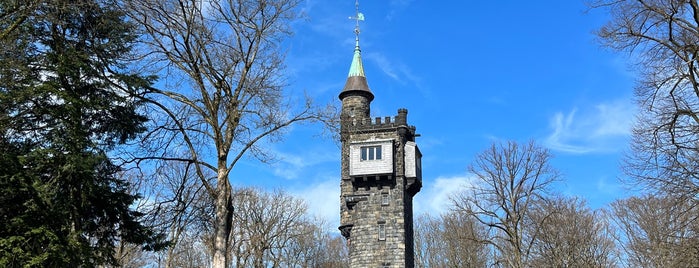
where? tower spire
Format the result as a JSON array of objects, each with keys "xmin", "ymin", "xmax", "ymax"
[
  {"xmin": 339, "ymin": 0, "xmax": 373, "ymax": 101},
  {"xmin": 348, "ymin": 0, "xmax": 365, "ymax": 77}
]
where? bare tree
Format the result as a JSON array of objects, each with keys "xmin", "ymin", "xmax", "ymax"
[
  {"xmin": 452, "ymin": 140, "xmax": 559, "ymax": 268},
  {"xmin": 144, "ymin": 161, "xmax": 213, "ymax": 268},
  {"xmin": 592, "ymin": 3, "xmax": 699, "ymax": 267},
  {"xmin": 277, "ymin": 219, "xmax": 349, "ymax": 268},
  {"xmin": 414, "ymin": 212, "xmax": 489, "ymax": 268},
  {"xmin": 593, "ymin": 0, "xmax": 699, "ymax": 201},
  {"xmin": 275, "ymin": 219, "xmax": 322, "ymax": 267},
  {"xmin": 112, "ymin": 241, "xmax": 153, "ymax": 268},
  {"xmin": 314, "ymin": 234, "xmax": 350, "ymax": 268},
  {"xmin": 228, "ymin": 187, "xmax": 311, "ymax": 268},
  {"xmin": 413, "ymin": 214, "xmax": 438, "ymax": 267},
  {"xmin": 610, "ymin": 195, "xmax": 699, "ymax": 268},
  {"xmin": 159, "ymin": 233, "xmax": 211, "ymax": 268},
  {"xmin": 132, "ymin": 166, "xmax": 343, "ymax": 268},
  {"xmin": 527, "ymin": 196, "xmax": 618, "ymax": 268},
  {"xmin": 124, "ymin": 0, "xmax": 332, "ymax": 267}
]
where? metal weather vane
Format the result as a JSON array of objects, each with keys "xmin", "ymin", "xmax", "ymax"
[{"xmin": 349, "ymin": 0, "xmax": 365, "ymax": 43}]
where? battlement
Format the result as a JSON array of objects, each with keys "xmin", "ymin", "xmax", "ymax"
[
  {"xmin": 352, "ymin": 116, "xmax": 398, "ymax": 127},
  {"xmin": 345, "ymin": 108, "xmax": 416, "ymax": 133}
]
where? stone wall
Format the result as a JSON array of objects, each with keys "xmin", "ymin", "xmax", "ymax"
[{"xmin": 339, "ymin": 108, "xmax": 420, "ymax": 268}]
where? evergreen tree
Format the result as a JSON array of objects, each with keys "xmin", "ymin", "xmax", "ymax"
[{"xmin": 0, "ymin": 0, "xmax": 165, "ymax": 266}]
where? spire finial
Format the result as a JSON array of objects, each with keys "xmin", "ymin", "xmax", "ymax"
[{"xmin": 350, "ymin": 0, "xmax": 364, "ymax": 47}]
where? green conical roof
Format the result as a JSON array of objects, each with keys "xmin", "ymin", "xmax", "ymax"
[
  {"xmin": 348, "ymin": 40, "xmax": 365, "ymax": 77},
  {"xmin": 339, "ymin": 40, "xmax": 374, "ymax": 101}
]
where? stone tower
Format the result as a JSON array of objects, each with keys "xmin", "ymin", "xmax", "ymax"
[{"xmin": 338, "ymin": 3, "xmax": 422, "ymax": 267}]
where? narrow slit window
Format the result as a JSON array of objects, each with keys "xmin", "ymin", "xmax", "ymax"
[{"xmin": 378, "ymin": 223, "xmax": 386, "ymax": 241}]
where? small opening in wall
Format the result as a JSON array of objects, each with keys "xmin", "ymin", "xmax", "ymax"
[
  {"xmin": 378, "ymin": 223, "xmax": 386, "ymax": 241},
  {"xmin": 381, "ymin": 193, "xmax": 390, "ymax": 206}
]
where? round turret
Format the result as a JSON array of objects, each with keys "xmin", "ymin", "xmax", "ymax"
[{"xmin": 340, "ymin": 41, "xmax": 373, "ymax": 119}]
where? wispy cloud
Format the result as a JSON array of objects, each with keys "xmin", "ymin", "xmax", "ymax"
[
  {"xmin": 596, "ymin": 175, "xmax": 623, "ymax": 196},
  {"xmin": 414, "ymin": 175, "xmax": 475, "ymax": 216},
  {"xmin": 366, "ymin": 52, "xmax": 401, "ymax": 81},
  {"xmin": 271, "ymin": 147, "xmax": 337, "ymax": 180},
  {"xmin": 545, "ymin": 98, "xmax": 635, "ymax": 154},
  {"xmin": 366, "ymin": 52, "xmax": 423, "ymax": 89},
  {"xmin": 386, "ymin": 0, "xmax": 414, "ymax": 20}
]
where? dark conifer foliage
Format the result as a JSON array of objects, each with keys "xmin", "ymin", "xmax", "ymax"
[{"xmin": 0, "ymin": 0, "xmax": 165, "ymax": 266}]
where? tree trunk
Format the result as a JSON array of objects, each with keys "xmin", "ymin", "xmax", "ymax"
[{"xmin": 213, "ymin": 167, "xmax": 233, "ymax": 268}]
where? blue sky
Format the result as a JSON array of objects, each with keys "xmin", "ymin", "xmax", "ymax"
[{"xmin": 231, "ymin": 1, "xmax": 637, "ymax": 229}]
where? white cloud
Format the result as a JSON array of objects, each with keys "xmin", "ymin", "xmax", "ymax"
[
  {"xmin": 545, "ymin": 98, "xmax": 635, "ymax": 154},
  {"xmin": 414, "ymin": 175, "xmax": 475, "ymax": 216},
  {"xmin": 592, "ymin": 102, "xmax": 634, "ymax": 137},
  {"xmin": 291, "ymin": 179, "xmax": 340, "ymax": 231}
]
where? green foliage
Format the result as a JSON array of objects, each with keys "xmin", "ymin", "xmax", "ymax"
[
  {"xmin": 0, "ymin": 0, "xmax": 165, "ymax": 266},
  {"xmin": 0, "ymin": 141, "xmax": 56, "ymax": 267}
]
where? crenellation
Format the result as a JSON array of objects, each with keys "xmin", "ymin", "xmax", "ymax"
[{"xmin": 346, "ymin": 110, "xmax": 405, "ymax": 126}]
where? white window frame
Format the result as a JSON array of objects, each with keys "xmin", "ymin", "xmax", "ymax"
[
  {"xmin": 360, "ymin": 145, "xmax": 382, "ymax": 161},
  {"xmin": 349, "ymin": 139, "xmax": 393, "ymax": 176}
]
